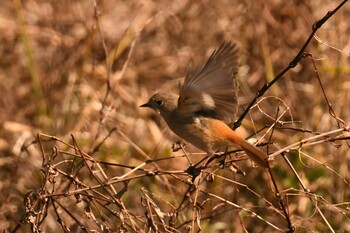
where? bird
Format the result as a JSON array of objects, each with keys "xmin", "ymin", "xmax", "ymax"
[{"xmin": 140, "ymin": 42, "xmax": 268, "ymax": 168}]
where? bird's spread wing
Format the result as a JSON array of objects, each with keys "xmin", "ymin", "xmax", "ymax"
[{"xmin": 177, "ymin": 42, "xmax": 239, "ymax": 122}]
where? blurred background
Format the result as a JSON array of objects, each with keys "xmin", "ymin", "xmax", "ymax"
[{"xmin": 1, "ymin": 0, "xmax": 349, "ymax": 232}]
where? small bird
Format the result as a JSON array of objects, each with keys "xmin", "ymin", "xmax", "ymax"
[{"xmin": 141, "ymin": 42, "xmax": 268, "ymax": 168}]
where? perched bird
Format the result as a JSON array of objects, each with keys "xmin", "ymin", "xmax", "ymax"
[{"xmin": 141, "ymin": 42, "xmax": 268, "ymax": 168}]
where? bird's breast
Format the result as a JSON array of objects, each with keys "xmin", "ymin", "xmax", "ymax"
[{"xmin": 165, "ymin": 114, "xmax": 234, "ymax": 154}]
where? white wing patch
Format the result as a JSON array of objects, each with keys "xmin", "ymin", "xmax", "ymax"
[{"xmin": 201, "ymin": 93, "xmax": 215, "ymax": 109}]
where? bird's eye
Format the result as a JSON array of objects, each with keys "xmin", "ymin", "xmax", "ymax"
[{"xmin": 156, "ymin": 100, "xmax": 163, "ymax": 106}]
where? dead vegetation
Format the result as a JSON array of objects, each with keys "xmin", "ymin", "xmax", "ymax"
[{"xmin": 0, "ymin": 0, "xmax": 349, "ymax": 232}]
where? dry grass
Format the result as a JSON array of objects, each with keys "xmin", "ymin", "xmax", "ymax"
[{"xmin": 1, "ymin": 0, "xmax": 350, "ymax": 232}]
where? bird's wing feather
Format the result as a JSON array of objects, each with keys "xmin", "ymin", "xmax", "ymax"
[{"xmin": 177, "ymin": 42, "xmax": 239, "ymax": 122}]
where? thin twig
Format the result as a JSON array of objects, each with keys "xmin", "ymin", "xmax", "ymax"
[{"xmin": 233, "ymin": 0, "xmax": 349, "ymax": 129}]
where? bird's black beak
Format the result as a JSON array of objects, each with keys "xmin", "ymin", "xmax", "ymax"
[{"xmin": 140, "ymin": 102, "xmax": 151, "ymax": 108}]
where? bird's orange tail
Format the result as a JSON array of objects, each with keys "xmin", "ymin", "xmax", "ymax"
[
  {"xmin": 227, "ymin": 131, "xmax": 268, "ymax": 168},
  {"xmin": 239, "ymin": 139, "xmax": 268, "ymax": 168}
]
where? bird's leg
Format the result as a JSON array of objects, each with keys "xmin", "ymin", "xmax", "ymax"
[
  {"xmin": 203, "ymin": 152, "xmax": 223, "ymax": 167},
  {"xmin": 172, "ymin": 140, "xmax": 193, "ymax": 166},
  {"xmin": 185, "ymin": 153, "xmax": 211, "ymax": 180},
  {"xmin": 185, "ymin": 165, "xmax": 202, "ymax": 181},
  {"xmin": 171, "ymin": 140, "xmax": 184, "ymax": 152},
  {"xmin": 203, "ymin": 147, "xmax": 229, "ymax": 167}
]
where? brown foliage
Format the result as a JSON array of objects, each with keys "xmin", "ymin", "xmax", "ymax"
[{"xmin": 1, "ymin": 0, "xmax": 349, "ymax": 232}]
